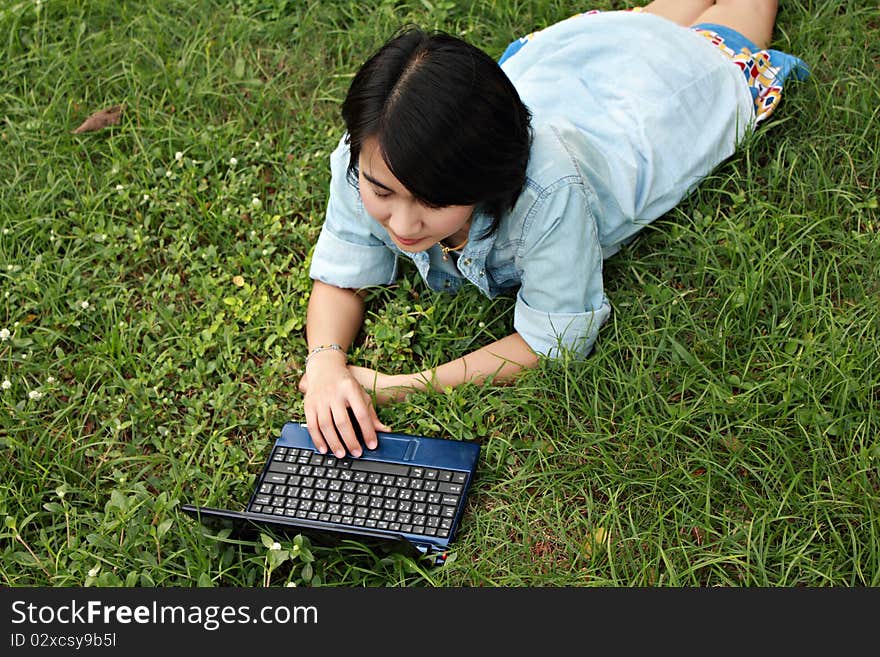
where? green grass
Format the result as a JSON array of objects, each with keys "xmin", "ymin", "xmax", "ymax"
[{"xmin": 1, "ymin": 0, "xmax": 878, "ymax": 587}]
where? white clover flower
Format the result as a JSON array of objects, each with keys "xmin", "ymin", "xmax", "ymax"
[
  {"xmin": 165, "ymin": 170, "xmax": 173, "ymax": 178},
  {"xmin": 88, "ymin": 565, "xmax": 100, "ymax": 578},
  {"xmin": 229, "ymin": 157, "xmax": 238, "ymax": 166},
  {"xmin": 142, "ymin": 194, "xmax": 150, "ymax": 202},
  {"xmin": 251, "ymin": 197, "xmax": 261, "ymax": 208},
  {"xmin": 0, "ymin": 328, "xmax": 10, "ymax": 341},
  {"xmin": 28, "ymin": 390, "xmax": 43, "ymax": 400},
  {"xmin": 270, "ymin": 542, "xmax": 281, "ymax": 551},
  {"xmin": 1, "ymin": 379, "xmax": 11, "ymax": 390},
  {"xmin": 47, "ymin": 376, "xmax": 56, "ymax": 384},
  {"xmin": 115, "ymin": 184, "xmax": 124, "ymax": 191},
  {"xmin": 80, "ymin": 300, "xmax": 90, "ymax": 310},
  {"xmin": 175, "ymin": 151, "xmax": 184, "ymax": 161},
  {"xmin": 2, "ymin": 228, "xmax": 9, "ymax": 234}
]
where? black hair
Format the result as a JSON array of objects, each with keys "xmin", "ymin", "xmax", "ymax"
[{"xmin": 341, "ymin": 26, "xmax": 532, "ymax": 236}]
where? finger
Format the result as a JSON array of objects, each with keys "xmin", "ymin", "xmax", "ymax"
[
  {"xmin": 349, "ymin": 401, "xmax": 379, "ymax": 451},
  {"xmin": 316, "ymin": 407, "xmax": 346, "ymax": 459},
  {"xmin": 373, "ymin": 418, "xmax": 392, "ymax": 435},
  {"xmin": 368, "ymin": 405, "xmax": 392, "ymax": 449},
  {"xmin": 331, "ymin": 404, "xmax": 363, "ymax": 458},
  {"xmin": 298, "ymin": 373, "xmax": 308, "ymax": 394},
  {"xmin": 304, "ymin": 405, "xmax": 328, "ymax": 455}
]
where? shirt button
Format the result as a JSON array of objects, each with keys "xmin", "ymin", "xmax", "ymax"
[
  {"xmin": 479, "ymin": 270, "xmax": 485, "ymax": 277},
  {"xmin": 444, "ymin": 281, "xmax": 451, "ymax": 288},
  {"xmin": 463, "ymin": 258, "xmax": 471, "ymax": 266}
]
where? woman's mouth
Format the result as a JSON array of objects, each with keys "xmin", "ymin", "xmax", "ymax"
[{"xmin": 392, "ymin": 234, "xmax": 423, "ymax": 247}]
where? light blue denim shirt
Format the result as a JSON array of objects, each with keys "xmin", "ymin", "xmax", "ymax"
[{"xmin": 309, "ymin": 11, "xmax": 755, "ymax": 357}]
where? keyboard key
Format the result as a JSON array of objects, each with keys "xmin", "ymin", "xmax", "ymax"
[
  {"xmin": 351, "ymin": 460, "xmax": 410, "ymax": 477},
  {"xmin": 268, "ymin": 462, "xmax": 299, "ymax": 475}
]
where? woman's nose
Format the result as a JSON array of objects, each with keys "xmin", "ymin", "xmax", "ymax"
[{"xmin": 388, "ymin": 205, "xmax": 421, "ymax": 237}]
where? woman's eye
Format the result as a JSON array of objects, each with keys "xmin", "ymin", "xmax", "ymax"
[{"xmin": 372, "ymin": 188, "xmax": 391, "ymax": 198}]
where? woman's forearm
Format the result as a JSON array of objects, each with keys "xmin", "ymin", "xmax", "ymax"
[
  {"xmin": 305, "ymin": 280, "xmax": 365, "ymax": 355},
  {"xmin": 410, "ymin": 332, "xmax": 538, "ymax": 393}
]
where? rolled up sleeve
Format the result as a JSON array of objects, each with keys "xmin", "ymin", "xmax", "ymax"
[
  {"xmin": 512, "ymin": 178, "xmax": 611, "ymax": 358},
  {"xmin": 514, "ymin": 288, "xmax": 611, "ymax": 358},
  {"xmin": 308, "ymin": 137, "xmax": 398, "ymax": 289}
]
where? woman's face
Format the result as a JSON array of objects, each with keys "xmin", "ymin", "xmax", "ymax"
[{"xmin": 357, "ymin": 137, "xmax": 474, "ymax": 252}]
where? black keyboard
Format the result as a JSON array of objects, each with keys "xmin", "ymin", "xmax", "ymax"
[{"xmin": 248, "ymin": 445, "xmax": 469, "ymax": 539}]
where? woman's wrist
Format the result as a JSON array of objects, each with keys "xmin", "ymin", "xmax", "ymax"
[{"xmin": 304, "ymin": 346, "xmax": 347, "ymax": 372}]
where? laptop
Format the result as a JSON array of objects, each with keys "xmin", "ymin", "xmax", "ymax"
[{"xmin": 182, "ymin": 421, "xmax": 481, "ymax": 566}]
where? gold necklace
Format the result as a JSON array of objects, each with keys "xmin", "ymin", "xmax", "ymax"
[{"xmin": 440, "ymin": 236, "xmax": 469, "ymax": 261}]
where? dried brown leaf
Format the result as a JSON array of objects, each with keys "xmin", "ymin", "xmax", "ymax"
[{"xmin": 72, "ymin": 104, "xmax": 124, "ymax": 134}]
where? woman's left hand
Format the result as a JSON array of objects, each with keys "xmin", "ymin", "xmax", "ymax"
[{"xmin": 347, "ymin": 365, "xmax": 422, "ymax": 406}]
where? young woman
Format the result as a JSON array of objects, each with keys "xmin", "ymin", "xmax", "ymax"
[{"xmin": 299, "ymin": 1, "xmax": 808, "ymax": 458}]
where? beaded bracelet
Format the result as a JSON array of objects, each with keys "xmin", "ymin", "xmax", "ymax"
[{"xmin": 304, "ymin": 343, "xmax": 346, "ymax": 367}]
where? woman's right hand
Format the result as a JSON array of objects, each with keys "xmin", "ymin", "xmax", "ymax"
[{"xmin": 298, "ymin": 357, "xmax": 390, "ymax": 458}]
